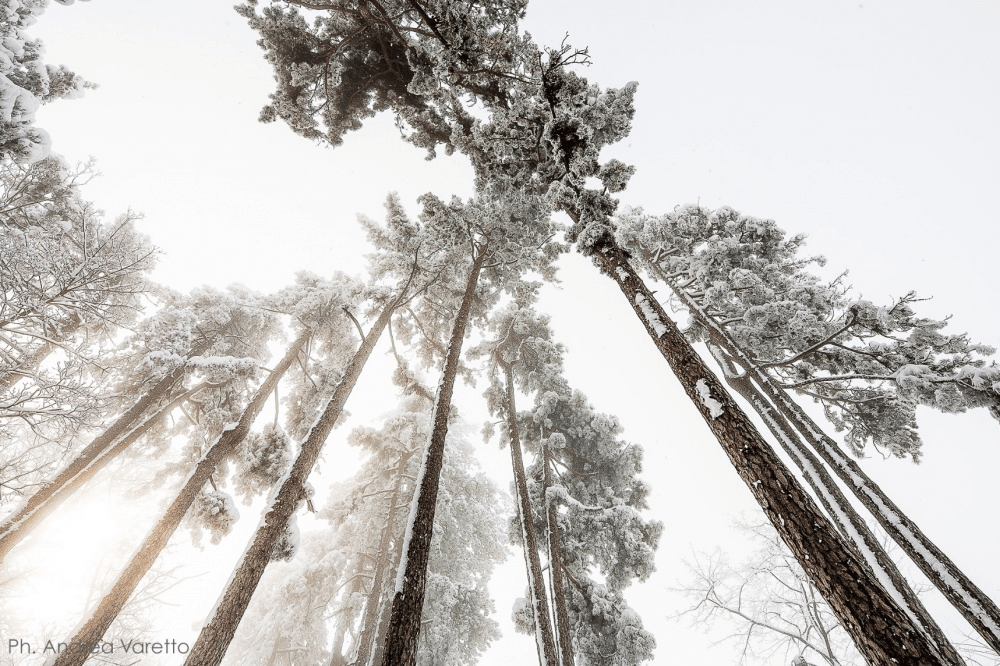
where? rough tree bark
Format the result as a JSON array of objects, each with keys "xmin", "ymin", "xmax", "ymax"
[
  {"xmin": 376, "ymin": 247, "xmax": 488, "ymax": 666},
  {"xmin": 183, "ymin": 304, "xmax": 397, "ymax": 666},
  {"xmin": 501, "ymin": 361, "xmax": 559, "ymax": 666},
  {"xmin": 640, "ymin": 237, "xmax": 1000, "ymax": 656},
  {"xmin": 589, "ymin": 235, "xmax": 948, "ymax": 666},
  {"xmin": 370, "ymin": 528, "xmax": 407, "ymax": 666},
  {"xmin": 747, "ymin": 342, "xmax": 1000, "ymax": 654},
  {"xmin": 330, "ymin": 567, "xmax": 365, "ymax": 666},
  {"xmin": 0, "ymin": 327, "xmax": 223, "ymax": 561},
  {"xmin": 44, "ymin": 331, "xmax": 311, "ymax": 666},
  {"xmin": 705, "ymin": 339, "xmax": 964, "ymax": 665}
]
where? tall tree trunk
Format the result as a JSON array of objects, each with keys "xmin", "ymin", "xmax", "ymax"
[
  {"xmin": 642, "ymin": 240, "xmax": 1000, "ymax": 655},
  {"xmin": 183, "ymin": 304, "xmax": 397, "ymax": 666},
  {"xmin": 331, "ymin": 567, "xmax": 366, "ymax": 666},
  {"xmin": 588, "ymin": 235, "xmax": 948, "ymax": 666},
  {"xmin": 541, "ymin": 442, "xmax": 575, "ymax": 666},
  {"xmin": 0, "ymin": 327, "xmax": 222, "ymax": 561},
  {"xmin": 500, "ymin": 361, "xmax": 559, "ymax": 666},
  {"xmin": 706, "ymin": 339, "xmax": 965, "ymax": 665},
  {"xmin": 44, "ymin": 332, "xmax": 310, "ymax": 666},
  {"xmin": 746, "ymin": 338, "xmax": 1000, "ymax": 653},
  {"xmin": 347, "ymin": 452, "xmax": 412, "ymax": 666},
  {"xmin": 329, "ymin": 623, "xmax": 349, "ymax": 666},
  {"xmin": 376, "ymin": 247, "xmax": 488, "ymax": 666}
]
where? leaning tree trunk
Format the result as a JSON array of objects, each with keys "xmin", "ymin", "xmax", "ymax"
[
  {"xmin": 706, "ymin": 339, "xmax": 964, "ymax": 665},
  {"xmin": 500, "ymin": 361, "xmax": 559, "ymax": 666},
  {"xmin": 183, "ymin": 304, "xmax": 397, "ymax": 666},
  {"xmin": 642, "ymin": 242, "xmax": 1000, "ymax": 655},
  {"xmin": 745, "ymin": 338, "xmax": 1000, "ymax": 654},
  {"xmin": 347, "ymin": 451, "xmax": 413, "ymax": 666},
  {"xmin": 0, "ymin": 327, "xmax": 223, "ymax": 561},
  {"xmin": 587, "ymin": 233, "xmax": 948, "ymax": 666},
  {"xmin": 44, "ymin": 331, "xmax": 311, "ymax": 666},
  {"xmin": 376, "ymin": 247, "xmax": 488, "ymax": 666},
  {"xmin": 541, "ymin": 440, "xmax": 576, "ymax": 666}
]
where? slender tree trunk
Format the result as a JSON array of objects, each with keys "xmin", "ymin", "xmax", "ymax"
[
  {"xmin": 370, "ymin": 451, "xmax": 420, "ymax": 666},
  {"xmin": 183, "ymin": 305, "xmax": 397, "ymax": 666},
  {"xmin": 707, "ymin": 340, "xmax": 965, "ymax": 665},
  {"xmin": 331, "ymin": 568, "xmax": 366, "ymax": 666},
  {"xmin": 348, "ymin": 453, "xmax": 412, "ymax": 666},
  {"xmin": 541, "ymin": 442, "xmax": 575, "ymax": 666},
  {"xmin": 588, "ymin": 235, "xmax": 947, "ymax": 665},
  {"xmin": 44, "ymin": 332, "xmax": 310, "ymax": 666},
  {"xmin": 500, "ymin": 362, "xmax": 559, "ymax": 666},
  {"xmin": 377, "ymin": 247, "xmax": 488, "ymax": 666},
  {"xmin": 370, "ymin": 524, "xmax": 407, "ymax": 666},
  {"xmin": 0, "ymin": 328, "xmax": 221, "ymax": 561},
  {"xmin": 329, "ymin": 623, "xmax": 349, "ymax": 666}
]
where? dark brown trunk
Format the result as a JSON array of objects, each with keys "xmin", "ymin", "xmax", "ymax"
[
  {"xmin": 0, "ymin": 327, "xmax": 221, "ymax": 561},
  {"xmin": 750, "ymin": 346, "xmax": 1000, "ymax": 654},
  {"xmin": 183, "ymin": 307, "xmax": 395, "ymax": 666},
  {"xmin": 541, "ymin": 443, "xmax": 575, "ymax": 666},
  {"xmin": 590, "ymin": 237, "xmax": 947, "ymax": 666},
  {"xmin": 707, "ymin": 341, "xmax": 964, "ymax": 665},
  {"xmin": 376, "ymin": 248, "xmax": 487, "ymax": 666},
  {"xmin": 348, "ymin": 453, "xmax": 411, "ymax": 666},
  {"xmin": 501, "ymin": 362, "xmax": 559, "ymax": 666},
  {"xmin": 44, "ymin": 332, "xmax": 310, "ymax": 666},
  {"xmin": 641, "ymin": 240, "xmax": 1000, "ymax": 656}
]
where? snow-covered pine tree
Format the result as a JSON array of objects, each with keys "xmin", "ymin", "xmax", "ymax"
[
  {"xmin": 0, "ymin": 285, "xmax": 274, "ymax": 561},
  {"xmin": 224, "ymin": 395, "xmax": 507, "ymax": 666},
  {"xmin": 240, "ymin": 3, "xmax": 959, "ymax": 661},
  {"xmin": 522, "ymin": 315, "xmax": 659, "ymax": 666},
  {"xmin": 470, "ymin": 303, "xmax": 662, "ymax": 666},
  {"xmin": 616, "ymin": 203, "xmax": 1000, "ymax": 656},
  {"xmin": 0, "ymin": 0, "xmax": 93, "ymax": 163},
  {"xmin": 45, "ymin": 330, "xmax": 308, "ymax": 666},
  {"xmin": 183, "ymin": 196, "xmax": 500, "ymax": 666},
  {"xmin": 378, "ymin": 187, "xmax": 560, "ymax": 666},
  {"xmin": 0, "ymin": 155, "xmax": 156, "ymax": 501},
  {"xmin": 472, "ymin": 304, "xmax": 561, "ymax": 666},
  {"xmin": 615, "ymin": 204, "xmax": 999, "ymax": 459}
]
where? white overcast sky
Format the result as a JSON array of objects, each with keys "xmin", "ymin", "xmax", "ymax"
[{"xmin": 9, "ymin": 0, "xmax": 1000, "ymax": 664}]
